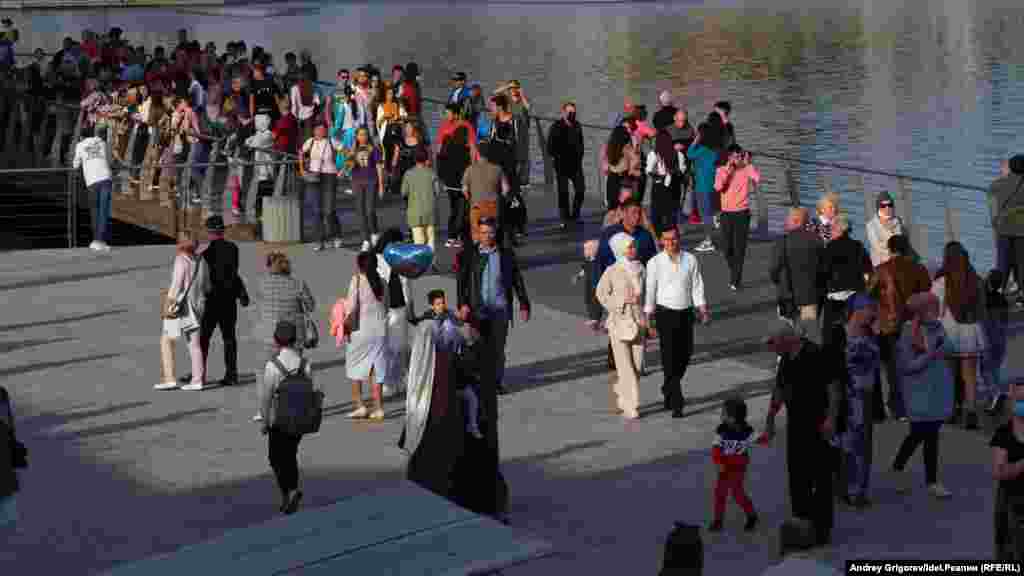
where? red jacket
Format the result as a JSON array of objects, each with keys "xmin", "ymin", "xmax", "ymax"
[{"xmin": 273, "ymin": 113, "xmax": 299, "ymax": 156}]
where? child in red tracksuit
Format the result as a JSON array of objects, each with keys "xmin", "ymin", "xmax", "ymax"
[{"xmin": 710, "ymin": 396, "xmax": 758, "ymax": 532}]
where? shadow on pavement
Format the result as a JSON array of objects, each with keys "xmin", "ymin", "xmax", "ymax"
[{"xmin": 0, "ymin": 307, "xmax": 130, "ymax": 333}]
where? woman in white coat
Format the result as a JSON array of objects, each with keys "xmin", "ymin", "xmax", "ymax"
[{"xmin": 375, "ymin": 228, "xmax": 415, "ymax": 398}]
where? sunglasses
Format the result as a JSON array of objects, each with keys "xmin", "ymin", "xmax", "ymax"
[{"xmin": 879, "ymin": 203, "xmax": 894, "ymax": 208}]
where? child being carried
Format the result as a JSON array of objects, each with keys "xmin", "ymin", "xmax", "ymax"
[{"xmin": 416, "ymin": 290, "xmax": 484, "ymax": 439}]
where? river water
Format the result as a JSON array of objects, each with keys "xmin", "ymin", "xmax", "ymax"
[{"xmin": 10, "ymin": 0, "xmax": 1024, "ymax": 269}]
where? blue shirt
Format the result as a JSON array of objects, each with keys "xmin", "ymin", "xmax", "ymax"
[
  {"xmin": 596, "ymin": 224, "xmax": 657, "ymax": 280},
  {"xmin": 477, "ymin": 114, "xmax": 494, "ymax": 141},
  {"xmin": 480, "ymin": 248, "xmax": 506, "ymax": 316},
  {"xmin": 687, "ymin": 142, "xmax": 718, "ymax": 196}
]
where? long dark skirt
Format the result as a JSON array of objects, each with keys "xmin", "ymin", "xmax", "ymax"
[{"xmin": 406, "ymin": 351, "xmax": 465, "ymax": 499}]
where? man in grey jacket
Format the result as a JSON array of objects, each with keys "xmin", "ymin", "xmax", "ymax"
[{"xmin": 989, "ymin": 154, "xmax": 1024, "ymax": 297}]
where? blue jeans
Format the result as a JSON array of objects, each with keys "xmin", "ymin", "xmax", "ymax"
[
  {"xmin": 696, "ymin": 185, "xmax": 716, "ymax": 239},
  {"xmin": 89, "ymin": 179, "xmax": 112, "ymax": 244}
]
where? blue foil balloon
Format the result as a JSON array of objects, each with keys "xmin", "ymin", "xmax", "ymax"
[{"xmin": 383, "ymin": 243, "xmax": 434, "ymax": 279}]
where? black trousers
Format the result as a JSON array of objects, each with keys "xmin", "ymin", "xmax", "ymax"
[
  {"xmin": 268, "ymin": 429, "xmax": 302, "ymax": 497},
  {"xmin": 787, "ymin": 432, "xmax": 836, "ymax": 543},
  {"xmin": 650, "ymin": 180, "xmax": 675, "ymax": 234},
  {"xmin": 655, "ymin": 306, "xmax": 695, "ymax": 411},
  {"xmin": 556, "ymin": 167, "xmax": 585, "ymax": 222},
  {"xmin": 874, "ymin": 330, "xmax": 906, "ymax": 419},
  {"xmin": 606, "ymin": 172, "xmax": 624, "ymax": 210},
  {"xmin": 1008, "ymin": 236, "xmax": 1024, "ymax": 294},
  {"xmin": 893, "ymin": 420, "xmax": 941, "ymax": 485},
  {"xmin": 720, "ymin": 210, "xmax": 751, "ymax": 286},
  {"xmin": 447, "ymin": 189, "xmax": 467, "ymax": 240},
  {"xmin": 199, "ymin": 298, "xmax": 239, "ymax": 381}
]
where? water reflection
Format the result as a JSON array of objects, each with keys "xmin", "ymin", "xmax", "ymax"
[{"xmin": 12, "ymin": 0, "xmax": 1024, "ymax": 269}]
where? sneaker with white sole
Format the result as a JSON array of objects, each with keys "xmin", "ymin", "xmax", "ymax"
[
  {"xmin": 253, "ymin": 413, "xmax": 263, "ymax": 422},
  {"xmin": 96, "ymin": 241, "xmax": 111, "ymax": 253},
  {"xmin": 345, "ymin": 188, "xmax": 354, "ymax": 196},
  {"xmin": 368, "ymin": 408, "xmax": 385, "ymax": 421},
  {"xmin": 154, "ymin": 381, "xmax": 179, "ymax": 390},
  {"xmin": 927, "ymin": 483, "xmax": 952, "ymax": 499},
  {"xmin": 360, "ymin": 240, "xmax": 371, "ymax": 252},
  {"xmin": 333, "ymin": 238, "xmax": 343, "ymax": 249},
  {"xmin": 695, "ymin": 240, "xmax": 715, "ymax": 253},
  {"xmin": 180, "ymin": 383, "xmax": 205, "ymax": 391},
  {"xmin": 89, "ymin": 240, "xmax": 101, "ymax": 251},
  {"xmin": 371, "ymin": 233, "xmax": 379, "ymax": 246},
  {"xmin": 347, "ymin": 405, "xmax": 369, "ymax": 419}
]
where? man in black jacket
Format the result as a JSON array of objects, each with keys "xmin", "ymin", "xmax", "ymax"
[
  {"xmin": 547, "ymin": 101, "xmax": 585, "ymax": 228},
  {"xmin": 199, "ymin": 216, "xmax": 249, "ymax": 386},
  {"xmin": 455, "ymin": 217, "xmax": 529, "ymax": 523},
  {"xmin": 770, "ymin": 208, "xmax": 824, "ymax": 343},
  {"xmin": 762, "ymin": 325, "xmax": 841, "ymax": 548}
]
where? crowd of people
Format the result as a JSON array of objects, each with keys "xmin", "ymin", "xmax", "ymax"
[{"xmin": 8, "ymin": 23, "xmax": 1024, "ymax": 568}]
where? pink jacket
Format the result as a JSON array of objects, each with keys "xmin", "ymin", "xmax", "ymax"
[{"xmin": 329, "ymin": 296, "xmax": 352, "ymax": 347}]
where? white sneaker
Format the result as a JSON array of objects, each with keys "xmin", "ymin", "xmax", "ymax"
[
  {"xmin": 333, "ymin": 238, "xmax": 343, "ymax": 249},
  {"xmin": 371, "ymin": 233, "xmax": 379, "ymax": 246},
  {"xmin": 180, "ymin": 383, "xmax": 205, "ymax": 391},
  {"xmin": 695, "ymin": 240, "xmax": 715, "ymax": 253},
  {"xmin": 252, "ymin": 413, "xmax": 264, "ymax": 422},
  {"xmin": 96, "ymin": 241, "xmax": 111, "ymax": 252},
  {"xmin": 360, "ymin": 240, "xmax": 371, "ymax": 252},
  {"xmin": 345, "ymin": 188, "xmax": 354, "ymax": 196},
  {"xmin": 89, "ymin": 240, "xmax": 101, "ymax": 251},
  {"xmin": 713, "ymin": 215, "xmax": 721, "ymax": 229},
  {"xmin": 347, "ymin": 405, "xmax": 369, "ymax": 419},
  {"xmin": 927, "ymin": 483, "xmax": 952, "ymax": 499},
  {"xmin": 154, "ymin": 381, "xmax": 179, "ymax": 390}
]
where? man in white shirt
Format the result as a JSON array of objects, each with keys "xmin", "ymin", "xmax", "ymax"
[
  {"xmin": 645, "ymin": 226, "xmax": 709, "ymax": 417},
  {"xmin": 72, "ymin": 128, "xmax": 113, "ymax": 252}
]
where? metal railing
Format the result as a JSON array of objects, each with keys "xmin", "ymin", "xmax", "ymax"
[
  {"xmin": 0, "ymin": 85, "xmax": 303, "ymax": 247},
  {"xmin": 0, "ymin": 79, "xmax": 999, "ymax": 264}
]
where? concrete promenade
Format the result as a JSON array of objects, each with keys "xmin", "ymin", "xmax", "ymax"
[{"xmin": 0, "ymin": 183, "xmax": 1013, "ymax": 574}]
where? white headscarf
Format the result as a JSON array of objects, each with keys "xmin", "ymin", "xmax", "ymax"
[
  {"xmin": 659, "ymin": 90, "xmax": 672, "ymax": 107},
  {"xmin": 610, "ymin": 232, "xmax": 644, "ymax": 289}
]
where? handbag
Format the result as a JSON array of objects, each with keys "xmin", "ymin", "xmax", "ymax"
[
  {"xmin": 343, "ymin": 275, "xmax": 361, "ymax": 333},
  {"xmin": 611, "ymin": 271, "xmax": 641, "ymax": 342},
  {"xmin": 300, "ymin": 297, "xmax": 319, "ymax": 349},
  {"xmin": 168, "ymin": 258, "xmax": 199, "ymax": 318}
]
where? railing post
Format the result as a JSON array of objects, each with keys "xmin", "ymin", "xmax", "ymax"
[
  {"xmin": 203, "ymin": 140, "xmax": 221, "ymax": 214},
  {"xmin": 68, "ymin": 110, "xmax": 84, "ymax": 166},
  {"xmin": 784, "ymin": 161, "xmax": 799, "ymax": 206},
  {"xmin": 897, "ymin": 177, "xmax": 913, "ymax": 243},
  {"xmin": 945, "ymin": 202, "xmax": 959, "ymax": 243},
  {"xmin": 534, "ymin": 117, "xmax": 552, "ymax": 188}
]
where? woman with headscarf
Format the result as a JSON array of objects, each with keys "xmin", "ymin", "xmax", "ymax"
[
  {"xmin": 932, "ymin": 242, "xmax": 988, "ymax": 429},
  {"xmin": 596, "ymin": 232, "xmax": 647, "ymax": 420},
  {"xmin": 375, "ymin": 228, "xmax": 415, "ymax": 398},
  {"xmin": 891, "ymin": 292, "xmax": 955, "ymax": 499},
  {"xmin": 344, "ymin": 251, "xmax": 390, "ymax": 420}
]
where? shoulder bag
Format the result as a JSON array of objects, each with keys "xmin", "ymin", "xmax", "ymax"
[
  {"xmin": 343, "ymin": 275, "xmax": 361, "ymax": 333},
  {"xmin": 165, "ymin": 258, "xmax": 198, "ymax": 319},
  {"xmin": 299, "ymin": 295, "xmax": 319, "ymax": 349},
  {"xmin": 611, "ymin": 267, "xmax": 640, "ymax": 342}
]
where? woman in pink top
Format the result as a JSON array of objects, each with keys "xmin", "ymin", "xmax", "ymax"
[{"xmin": 714, "ymin": 144, "xmax": 761, "ymax": 291}]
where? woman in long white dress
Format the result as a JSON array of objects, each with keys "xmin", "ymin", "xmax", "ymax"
[
  {"xmin": 375, "ymin": 229, "xmax": 415, "ymax": 398},
  {"xmin": 345, "ymin": 251, "xmax": 390, "ymax": 420}
]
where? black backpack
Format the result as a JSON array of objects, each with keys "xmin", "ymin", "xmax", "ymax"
[
  {"xmin": 659, "ymin": 522, "xmax": 703, "ymax": 575},
  {"xmin": 270, "ymin": 358, "xmax": 323, "ymax": 436}
]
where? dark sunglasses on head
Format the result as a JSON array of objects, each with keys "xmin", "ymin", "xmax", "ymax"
[{"xmin": 879, "ymin": 202, "xmax": 894, "ymax": 208}]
